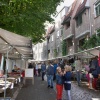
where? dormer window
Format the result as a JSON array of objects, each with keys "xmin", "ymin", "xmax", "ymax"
[{"xmin": 81, "ymin": 0, "xmax": 84, "ymax": 4}]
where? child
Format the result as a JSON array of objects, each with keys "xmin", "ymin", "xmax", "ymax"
[
  {"xmin": 56, "ymin": 67, "xmax": 63, "ymax": 100},
  {"xmin": 63, "ymin": 65, "xmax": 72, "ymax": 100}
]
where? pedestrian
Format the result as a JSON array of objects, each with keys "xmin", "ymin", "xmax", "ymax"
[
  {"xmin": 63, "ymin": 65, "xmax": 72, "ymax": 100},
  {"xmin": 28, "ymin": 63, "xmax": 33, "ymax": 68},
  {"xmin": 56, "ymin": 67, "xmax": 63, "ymax": 100},
  {"xmin": 53, "ymin": 60, "xmax": 58, "ymax": 81},
  {"xmin": 38, "ymin": 63, "xmax": 41, "ymax": 76},
  {"xmin": 75, "ymin": 58, "xmax": 82, "ymax": 86},
  {"xmin": 83, "ymin": 61, "xmax": 90, "ymax": 87},
  {"xmin": 35, "ymin": 63, "xmax": 38, "ymax": 76},
  {"xmin": 41, "ymin": 62, "xmax": 46, "ymax": 81},
  {"xmin": 46, "ymin": 61, "xmax": 54, "ymax": 88}
]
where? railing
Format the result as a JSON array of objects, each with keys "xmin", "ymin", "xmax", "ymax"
[
  {"xmin": 75, "ymin": 23, "xmax": 90, "ymax": 37},
  {"xmin": 63, "ymin": 27, "xmax": 72, "ymax": 39}
]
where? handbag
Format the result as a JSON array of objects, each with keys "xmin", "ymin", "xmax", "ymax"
[{"xmin": 44, "ymin": 74, "xmax": 47, "ymax": 81}]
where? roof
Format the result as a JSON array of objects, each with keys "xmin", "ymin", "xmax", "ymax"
[
  {"xmin": 74, "ymin": 0, "xmax": 89, "ymax": 19},
  {"xmin": 46, "ymin": 26, "xmax": 55, "ymax": 38},
  {"xmin": 0, "ymin": 28, "xmax": 33, "ymax": 59},
  {"xmin": 61, "ymin": 0, "xmax": 77, "ymax": 25}
]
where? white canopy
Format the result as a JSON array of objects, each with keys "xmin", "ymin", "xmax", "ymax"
[{"xmin": 0, "ymin": 28, "xmax": 33, "ymax": 59}]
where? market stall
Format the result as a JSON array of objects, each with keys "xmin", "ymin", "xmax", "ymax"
[{"xmin": 0, "ymin": 28, "xmax": 33, "ymax": 99}]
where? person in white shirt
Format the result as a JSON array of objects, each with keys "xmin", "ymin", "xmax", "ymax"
[{"xmin": 75, "ymin": 58, "xmax": 82, "ymax": 86}]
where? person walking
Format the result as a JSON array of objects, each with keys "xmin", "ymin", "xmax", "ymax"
[
  {"xmin": 38, "ymin": 63, "xmax": 41, "ymax": 76},
  {"xmin": 41, "ymin": 62, "xmax": 46, "ymax": 81},
  {"xmin": 53, "ymin": 60, "xmax": 58, "ymax": 81},
  {"xmin": 46, "ymin": 61, "xmax": 54, "ymax": 88},
  {"xmin": 75, "ymin": 58, "xmax": 82, "ymax": 86},
  {"xmin": 56, "ymin": 67, "xmax": 63, "ymax": 100},
  {"xmin": 63, "ymin": 65, "xmax": 72, "ymax": 100}
]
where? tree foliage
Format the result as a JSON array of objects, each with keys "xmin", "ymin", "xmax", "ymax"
[
  {"xmin": 62, "ymin": 40, "xmax": 67, "ymax": 56},
  {"xmin": 82, "ymin": 34, "xmax": 100, "ymax": 49},
  {"xmin": 0, "ymin": 0, "xmax": 63, "ymax": 43}
]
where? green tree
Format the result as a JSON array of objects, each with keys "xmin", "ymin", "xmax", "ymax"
[
  {"xmin": 0, "ymin": 0, "xmax": 63, "ymax": 43},
  {"xmin": 62, "ymin": 40, "xmax": 67, "ymax": 56}
]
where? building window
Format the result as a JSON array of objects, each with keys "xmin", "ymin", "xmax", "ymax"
[
  {"xmin": 65, "ymin": 21, "xmax": 70, "ymax": 29},
  {"xmin": 57, "ymin": 31, "xmax": 60, "ymax": 38},
  {"xmin": 95, "ymin": 1, "xmax": 100, "ymax": 17},
  {"xmin": 61, "ymin": 29, "xmax": 63, "ymax": 36},
  {"xmin": 96, "ymin": 28, "xmax": 100, "ymax": 36},
  {"xmin": 76, "ymin": 14, "xmax": 82, "ymax": 27},
  {"xmin": 79, "ymin": 38, "xmax": 85, "ymax": 50},
  {"xmin": 51, "ymin": 35, "xmax": 54, "ymax": 41},
  {"xmin": 67, "ymin": 38, "xmax": 73, "ymax": 47},
  {"xmin": 57, "ymin": 46, "xmax": 59, "ymax": 53},
  {"xmin": 81, "ymin": 0, "xmax": 84, "ymax": 4}
]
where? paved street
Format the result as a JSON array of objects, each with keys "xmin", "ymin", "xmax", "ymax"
[
  {"xmin": 63, "ymin": 82, "xmax": 100, "ymax": 100},
  {"xmin": 15, "ymin": 77, "xmax": 100, "ymax": 100},
  {"xmin": 15, "ymin": 77, "xmax": 56, "ymax": 100}
]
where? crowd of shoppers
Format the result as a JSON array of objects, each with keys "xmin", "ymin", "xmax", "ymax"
[{"xmin": 29, "ymin": 55, "xmax": 100, "ymax": 100}]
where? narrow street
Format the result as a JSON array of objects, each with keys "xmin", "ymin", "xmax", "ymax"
[{"xmin": 15, "ymin": 77, "xmax": 100, "ymax": 100}]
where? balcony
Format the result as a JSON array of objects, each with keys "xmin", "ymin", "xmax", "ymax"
[
  {"xmin": 63, "ymin": 27, "xmax": 73, "ymax": 40},
  {"xmin": 75, "ymin": 23, "xmax": 90, "ymax": 38}
]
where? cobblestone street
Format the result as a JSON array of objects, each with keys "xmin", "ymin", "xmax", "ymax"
[{"xmin": 15, "ymin": 77, "xmax": 100, "ymax": 100}]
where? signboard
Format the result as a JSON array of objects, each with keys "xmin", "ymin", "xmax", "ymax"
[{"xmin": 25, "ymin": 69, "xmax": 34, "ymax": 78}]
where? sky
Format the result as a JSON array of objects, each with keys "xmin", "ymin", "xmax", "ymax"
[
  {"xmin": 45, "ymin": 0, "xmax": 75, "ymax": 29},
  {"xmin": 57, "ymin": 0, "xmax": 75, "ymax": 12}
]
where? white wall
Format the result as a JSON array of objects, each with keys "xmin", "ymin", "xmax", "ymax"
[{"xmin": 6, "ymin": 59, "xmax": 13, "ymax": 73}]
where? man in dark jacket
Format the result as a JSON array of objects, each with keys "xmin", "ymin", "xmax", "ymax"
[
  {"xmin": 46, "ymin": 61, "xmax": 54, "ymax": 88},
  {"xmin": 41, "ymin": 62, "xmax": 46, "ymax": 81},
  {"xmin": 53, "ymin": 60, "xmax": 58, "ymax": 81}
]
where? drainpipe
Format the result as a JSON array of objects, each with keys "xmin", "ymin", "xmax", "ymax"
[{"xmin": 89, "ymin": 2, "xmax": 92, "ymax": 37}]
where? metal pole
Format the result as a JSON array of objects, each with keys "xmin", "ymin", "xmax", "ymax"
[
  {"xmin": 4, "ymin": 46, "xmax": 14, "ymax": 99},
  {"xmin": 0, "ymin": 55, "xmax": 4, "ymax": 70},
  {"xmin": 89, "ymin": 3, "xmax": 92, "ymax": 37}
]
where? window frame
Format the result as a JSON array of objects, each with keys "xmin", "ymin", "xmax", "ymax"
[
  {"xmin": 57, "ymin": 31, "xmax": 60, "ymax": 38},
  {"xmin": 76, "ymin": 14, "xmax": 82, "ymax": 27},
  {"xmin": 51, "ymin": 35, "xmax": 54, "ymax": 42},
  {"xmin": 95, "ymin": 1, "xmax": 100, "ymax": 17},
  {"xmin": 96, "ymin": 28, "xmax": 100, "ymax": 36}
]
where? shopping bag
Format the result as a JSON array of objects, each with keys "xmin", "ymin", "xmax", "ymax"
[{"xmin": 44, "ymin": 74, "xmax": 47, "ymax": 81}]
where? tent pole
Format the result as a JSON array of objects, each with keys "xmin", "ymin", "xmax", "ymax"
[
  {"xmin": 4, "ymin": 46, "xmax": 14, "ymax": 100},
  {"xmin": 0, "ymin": 55, "xmax": 4, "ymax": 70}
]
